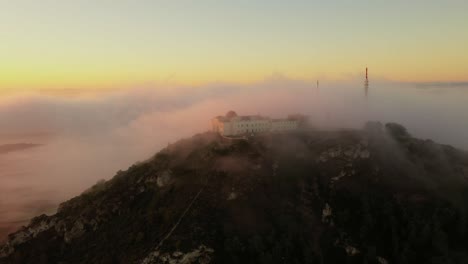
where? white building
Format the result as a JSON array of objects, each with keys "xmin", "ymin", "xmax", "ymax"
[{"xmin": 211, "ymin": 111, "xmax": 307, "ymax": 136}]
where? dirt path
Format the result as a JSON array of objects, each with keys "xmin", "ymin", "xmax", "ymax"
[{"xmin": 154, "ymin": 187, "xmax": 204, "ymax": 250}]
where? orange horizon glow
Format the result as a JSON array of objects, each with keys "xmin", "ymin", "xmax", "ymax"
[{"xmin": 1, "ymin": 1, "xmax": 467, "ymax": 92}]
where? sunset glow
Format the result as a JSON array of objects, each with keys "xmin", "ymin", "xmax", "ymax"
[{"xmin": 1, "ymin": 0, "xmax": 467, "ymax": 92}]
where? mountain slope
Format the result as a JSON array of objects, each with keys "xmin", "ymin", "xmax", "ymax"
[{"xmin": 1, "ymin": 123, "xmax": 468, "ymax": 264}]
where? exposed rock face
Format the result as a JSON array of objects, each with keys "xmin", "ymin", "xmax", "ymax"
[
  {"xmin": 317, "ymin": 142, "xmax": 370, "ymax": 163},
  {"xmin": 0, "ymin": 215, "xmax": 57, "ymax": 257},
  {"xmin": 322, "ymin": 203, "xmax": 333, "ymax": 223},
  {"xmin": 2, "ymin": 126, "xmax": 468, "ymax": 264},
  {"xmin": 141, "ymin": 245, "xmax": 214, "ymax": 264},
  {"xmin": 157, "ymin": 170, "xmax": 174, "ymax": 187},
  {"xmin": 377, "ymin": 256, "xmax": 389, "ymax": 264},
  {"xmin": 63, "ymin": 219, "xmax": 86, "ymax": 243},
  {"xmin": 0, "ymin": 209, "xmax": 104, "ymax": 258},
  {"xmin": 227, "ymin": 192, "xmax": 238, "ymax": 201},
  {"xmin": 331, "ymin": 171, "xmax": 347, "ymax": 182},
  {"xmin": 345, "ymin": 245, "xmax": 360, "ymax": 256}
]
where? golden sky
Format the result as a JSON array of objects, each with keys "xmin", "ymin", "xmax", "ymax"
[{"xmin": 1, "ymin": 1, "xmax": 467, "ymax": 91}]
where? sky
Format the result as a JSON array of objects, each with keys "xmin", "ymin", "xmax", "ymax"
[{"xmin": 1, "ymin": 0, "xmax": 468, "ymax": 92}]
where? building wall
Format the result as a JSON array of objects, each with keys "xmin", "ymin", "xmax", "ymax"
[
  {"xmin": 231, "ymin": 118, "xmax": 271, "ymax": 135},
  {"xmin": 213, "ymin": 116, "xmax": 301, "ymax": 136},
  {"xmin": 271, "ymin": 120, "xmax": 299, "ymax": 131},
  {"xmin": 211, "ymin": 119, "xmax": 217, "ymax": 132},
  {"xmin": 223, "ymin": 121, "xmax": 234, "ymax": 136}
]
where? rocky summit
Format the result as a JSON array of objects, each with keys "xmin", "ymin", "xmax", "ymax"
[{"xmin": 2, "ymin": 122, "xmax": 468, "ymax": 264}]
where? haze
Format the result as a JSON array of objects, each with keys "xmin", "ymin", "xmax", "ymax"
[
  {"xmin": 1, "ymin": 79, "xmax": 468, "ymax": 240},
  {"xmin": 1, "ymin": 0, "xmax": 468, "ymax": 243}
]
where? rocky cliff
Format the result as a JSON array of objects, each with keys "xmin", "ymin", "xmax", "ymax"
[{"xmin": 1, "ymin": 123, "xmax": 468, "ymax": 264}]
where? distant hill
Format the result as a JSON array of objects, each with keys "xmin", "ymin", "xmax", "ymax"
[
  {"xmin": 0, "ymin": 143, "xmax": 42, "ymax": 155},
  {"xmin": 1, "ymin": 123, "xmax": 468, "ymax": 264}
]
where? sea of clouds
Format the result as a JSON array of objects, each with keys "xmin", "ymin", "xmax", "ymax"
[{"xmin": 1, "ymin": 76, "xmax": 467, "ymax": 240}]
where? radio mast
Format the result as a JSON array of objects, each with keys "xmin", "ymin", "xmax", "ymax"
[{"xmin": 364, "ymin": 67, "xmax": 369, "ymax": 98}]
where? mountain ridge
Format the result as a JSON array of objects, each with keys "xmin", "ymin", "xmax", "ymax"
[{"xmin": 1, "ymin": 122, "xmax": 468, "ymax": 264}]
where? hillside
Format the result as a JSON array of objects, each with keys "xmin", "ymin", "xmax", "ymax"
[{"xmin": 1, "ymin": 122, "xmax": 468, "ymax": 264}]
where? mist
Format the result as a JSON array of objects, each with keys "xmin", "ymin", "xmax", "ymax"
[{"xmin": 1, "ymin": 76, "xmax": 468, "ymax": 241}]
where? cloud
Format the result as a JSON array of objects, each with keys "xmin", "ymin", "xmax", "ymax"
[
  {"xmin": 411, "ymin": 82, "xmax": 468, "ymax": 88},
  {"xmin": 0, "ymin": 76, "xmax": 468, "ymax": 240}
]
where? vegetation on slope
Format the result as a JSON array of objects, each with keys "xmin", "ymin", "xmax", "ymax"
[{"xmin": 1, "ymin": 123, "xmax": 468, "ymax": 264}]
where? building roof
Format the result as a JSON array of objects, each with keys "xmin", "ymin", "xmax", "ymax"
[
  {"xmin": 238, "ymin": 115, "xmax": 269, "ymax": 121},
  {"xmin": 214, "ymin": 111, "xmax": 269, "ymax": 122},
  {"xmin": 225, "ymin": 110, "xmax": 238, "ymax": 119}
]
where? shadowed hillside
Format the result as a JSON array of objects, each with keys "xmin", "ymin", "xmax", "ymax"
[{"xmin": 1, "ymin": 123, "xmax": 468, "ymax": 264}]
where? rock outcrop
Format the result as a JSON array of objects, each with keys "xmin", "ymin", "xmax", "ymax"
[
  {"xmin": 141, "ymin": 245, "xmax": 214, "ymax": 264},
  {"xmin": 2, "ymin": 125, "xmax": 468, "ymax": 264}
]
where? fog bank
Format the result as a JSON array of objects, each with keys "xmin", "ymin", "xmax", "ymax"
[{"xmin": 1, "ymin": 77, "xmax": 467, "ymax": 240}]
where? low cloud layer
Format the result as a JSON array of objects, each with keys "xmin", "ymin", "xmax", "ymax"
[{"xmin": 0, "ymin": 76, "xmax": 467, "ymax": 240}]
